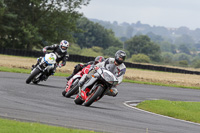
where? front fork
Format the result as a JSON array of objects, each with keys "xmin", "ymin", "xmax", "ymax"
[{"xmin": 81, "ymin": 77, "xmax": 98, "ymax": 91}]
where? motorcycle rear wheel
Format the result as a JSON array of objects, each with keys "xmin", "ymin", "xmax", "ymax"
[
  {"xmin": 83, "ymin": 85, "xmax": 104, "ymax": 107},
  {"xmin": 65, "ymin": 79, "xmax": 80, "ymax": 98},
  {"xmin": 26, "ymin": 68, "xmax": 41, "ymax": 84}
]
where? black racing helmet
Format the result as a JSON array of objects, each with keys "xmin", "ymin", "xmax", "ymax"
[
  {"xmin": 94, "ymin": 56, "xmax": 105, "ymax": 65},
  {"xmin": 115, "ymin": 50, "xmax": 126, "ymax": 65}
]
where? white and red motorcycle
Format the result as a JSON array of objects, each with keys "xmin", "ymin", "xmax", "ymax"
[
  {"xmin": 74, "ymin": 67, "xmax": 118, "ymax": 107},
  {"xmin": 62, "ymin": 64, "xmax": 91, "ymax": 98}
]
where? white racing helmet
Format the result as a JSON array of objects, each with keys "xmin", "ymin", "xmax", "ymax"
[{"xmin": 59, "ymin": 40, "xmax": 69, "ymax": 52}]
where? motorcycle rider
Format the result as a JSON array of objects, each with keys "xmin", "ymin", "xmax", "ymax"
[
  {"xmin": 32, "ymin": 40, "xmax": 69, "ymax": 77},
  {"xmin": 79, "ymin": 50, "xmax": 126, "ymax": 97},
  {"xmin": 66, "ymin": 56, "xmax": 105, "ymax": 80}
]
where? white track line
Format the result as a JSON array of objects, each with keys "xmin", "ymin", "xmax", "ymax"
[{"xmin": 123, "ymin": 100, "xmax": 200, "ymax": 126}]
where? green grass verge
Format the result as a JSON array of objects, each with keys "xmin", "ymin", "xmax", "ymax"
[
  {"xmin": 136, "ymin": 100, "xmax": 200, "ymax": 124},
  {"xmin": 0, "ymin": 117, "xmax": 98, "ymax": 133},
  {"xmin": 0, "ymin": 66, "xmax": 70, "ymax": 77}
]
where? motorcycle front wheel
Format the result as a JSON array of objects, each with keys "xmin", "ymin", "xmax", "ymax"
[
  {"xmin": 26, "ymin": 68, "xmax": 41, "ymax": 84},
  {"xmin": 74, "ymin": 95, "xmax": 84, "ymax": 105},
  {"xmin": 83, "ymin": 85, "xmax": 104, "ymax": 107}
]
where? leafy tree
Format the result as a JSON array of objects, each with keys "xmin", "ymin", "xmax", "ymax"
[
  {"xmin": 173, "ymin": 53, "xmax": 192, "ymax": 63},
  {"xmin": 81, "ymin": 46, "xmax": 103, "ymax": 57},
  {"xmin": 0, "ymin": 0, "xmax": 17, "ymax": 48},
  {"xmin": 74, "ymin": 17, "xmax": 123, "ymax": 49},
  {"xmin": 178, "ymin": 44, "xmax": 190, "ymax": 55},
  {"xmin": 91, "ymin": 46, "xmax": 103, "ymax": 53},
  {"xmin": 68, "ymin": 43, "xmax": 82, "ymax": 55},
  {"xmin": 131, "ymin": 54, "xmax": 151, "ymax": 63},
  {"xmin": 177, "ymin": 60, "xmax": 188, "ymax": 67},
  {"xmin": 161, "ymin": 52, "xmax": 174, "ymax": 63},
  {"xmin": 160, "ymin": 41, "xmax": 177, "ymax": 54},
  {"xmin": 1, "ymin": 0, "xmax": 90, "ymax": 50},
  {"xmin": 192, "ymin": 59, "xmax": 200, "ymax": 68},
  {"xmin": 103, "ymin": 46, "xmax": 130, "ymax": 58},
  {"xmin": 125, "ymin": 25, "xmax": 134, "ymax": 38},
  {"xmin": 146, "ymin": 32, "xmax": 164, "ymax": 42},
  {"xmin": 174, "ymin": 34, "xmax": 195, "ymax": 47},
  {"xmin": 103, "ymin": 46, "xmax": 121, "ymax": 57},
  {"xmin": 125, "ymin": 35, "xmax": 161, "ymax": 62}
]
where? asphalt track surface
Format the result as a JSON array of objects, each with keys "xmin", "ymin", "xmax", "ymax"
[{"xmin": 1, "ymin": 72, "xmax": 200, "ymax": 133}]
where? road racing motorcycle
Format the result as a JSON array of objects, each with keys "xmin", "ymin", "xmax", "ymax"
[
  {"xmin": 26, "ymin": 53, "xmax": 57, "ymax": 84},
  {"xmin": 74, "ymin": 67, "xmax": 118, "ymax": 107},
  {"xmin": 62, "ymin": 65, "xmax": 91, "ymax": 98}
]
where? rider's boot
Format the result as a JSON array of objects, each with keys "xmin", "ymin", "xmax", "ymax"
[
  {"xmin": 31, "ymin": 65, "xmax": 35, "ymax": 70},
  {"xmin": 32, "ymin": 57, "xmax": 42, "ymax": 70}
]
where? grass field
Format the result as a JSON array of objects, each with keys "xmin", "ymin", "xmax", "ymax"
[
  {"xmin": 137, "ymin": 100, "xmax": 200, "ymax": 124},
  {"xmin": 0, "ymin": 117, "xmax": 99, "ymax": 133},
  {"xmin": 1, "ymin": 54, "xmax": 200, "ymax": 88}
]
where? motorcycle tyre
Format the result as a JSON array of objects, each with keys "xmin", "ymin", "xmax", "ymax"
[
  {"xmin": 74, "ymin": 96, "xmax": 84, "ymax": 105},
  {"xmin": 32, "ymin": 80, "xmax": 39, "ymax": 84},
  {"xmin": 62, "ymin": 90, "xmax": 66, "ymax": 97},
  {"xmin": 83, "ymin": 85, "xmax": 104, "ymax": 107},
  {"xmin": 26, "ymin": 68, "xmax": 41, "ymax": 84},
  {"xmin": 65, "ymin": 79, "xmax": 79, "ymax": 98}
]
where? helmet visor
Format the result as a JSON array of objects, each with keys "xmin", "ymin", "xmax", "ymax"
[
  {"xmin": 61, "ymin": 46, "xmax": 67, "ymax": 50},
  {"xmin": 115, "ymin": 57, "xmax": 124, "ymax": 65},
  {"xmin": 94, "ymin": 61, "xmax": 99, "ymax": 65}
]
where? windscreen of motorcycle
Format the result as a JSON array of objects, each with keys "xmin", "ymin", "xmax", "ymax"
[
  {"xmin": 44, "ymin": 53, "xmax": 57, "ymax": 65},
  {"xmin": 100, "ymin": 69, "xmax": 118, "ymax": 85}
]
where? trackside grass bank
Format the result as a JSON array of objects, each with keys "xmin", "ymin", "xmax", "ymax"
[
  {"xmin": 0, "ymin": 117, "xmax": 99, "ymax": 133},
  {"xmin": 137, "ymin": 100, "xmax": 200, "ymax": 124}
]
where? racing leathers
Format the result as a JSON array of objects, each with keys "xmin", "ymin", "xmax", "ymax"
[
  {"xmin": 79, "ymin": 58, "xmax": 126, "ymax": 97},
  {"xmin": 66, "ymin": 61, "xmax": 95, "ymax": 80},
  {"xmin": 33, "ymin": 44, "xmax": 69, "ymax": 76},
  {"xmin": 43, "ymin": 44, "xmax": 69, "ymax": 66}
]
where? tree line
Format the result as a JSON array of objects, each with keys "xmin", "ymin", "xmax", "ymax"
[
  {"xmin": 0, "ymin": 0, "xmax": 90, "ymax": 50},
  {"xmin": 1, "ymin": 0, "xmax": 200, "ymax": 68}
]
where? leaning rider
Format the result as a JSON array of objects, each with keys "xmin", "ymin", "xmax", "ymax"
[
  {"xmin": 79, "ymin": 50, "xmax": 126, "ymax": 97},
  {"xmin": 66, "ymin": 56, "xmax": 105, "ymax": 80},
  {"xmin": 32, "ymin": 40, "xmax": 69, "ymax": 76}
]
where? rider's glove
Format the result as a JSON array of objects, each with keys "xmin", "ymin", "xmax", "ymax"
[{"xmin": 42, "ymin": 48, "xmax": 47, "ymax": 53}]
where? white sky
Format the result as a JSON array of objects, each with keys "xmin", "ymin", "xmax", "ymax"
[{"xmin": 79, "ymin": 0, "xmax": 200, "ymax": 30}]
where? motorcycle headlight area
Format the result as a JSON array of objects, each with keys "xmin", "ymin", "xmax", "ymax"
[
  {"xmin": 103, "ymin": 72, "xmax": 114, "ymax": 84},
  {"xmin": 43, "ymin": 57, "xmax": 53, "ymax": 66},
  {"xmin": 44, "ymin": 61, "xmax": 53, "ymax": 66}
]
